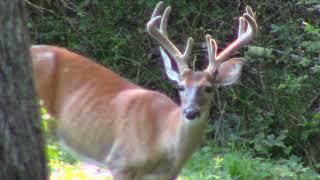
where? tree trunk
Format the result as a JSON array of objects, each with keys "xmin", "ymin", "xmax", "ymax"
[{"xmin": 0, "ymin": 0, "xmax": 47, "ymax": 179}]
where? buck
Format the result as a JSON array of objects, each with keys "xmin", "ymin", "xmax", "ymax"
[{"xmin": 31, "ymin": 1, "xmax": 257, "ymax": 179}]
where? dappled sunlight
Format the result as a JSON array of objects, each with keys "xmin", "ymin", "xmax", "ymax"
[{"xmin": 50, "ymin": 162, "xmax": 112, "ymax": 180}]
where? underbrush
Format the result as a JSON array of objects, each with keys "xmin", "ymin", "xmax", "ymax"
[
  {"xmin": 48, "ymin": 143, "xmax": 320, "ymax": 180},
  {"xmin": 181, "ymin": 146, "xmax": 319, "ymax": 180}
]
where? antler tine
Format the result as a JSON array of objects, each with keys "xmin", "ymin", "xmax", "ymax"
[
  {"xmin": 160, "ymin": 5, "xmax": 170, "ymax": 36},
  {"xmin": 238, "ymin": 16, "xmax": 246, "ymax": 38},
  {"xmin": 147, "ymin": 2, "xmax": 193, "ymax": 73},
  {"xmin": 151, "ymin": 1, "xmax": 164, "ymax": 19},
  {"xmin": 205, "ymin": 34, "xmax": 218, "ymax": 72},
  {"xmin": 238, "ymin": 6, "xmax": 258, "ymax": 45},
  {"xmin": 246, "ymin": 6, "xmax": 254, "ymax": 17},
  {"xmin": 206, "ymin": 6, "xmax": 257, "ymax": 69}
]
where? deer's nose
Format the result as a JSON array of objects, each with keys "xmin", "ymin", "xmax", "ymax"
[{"xmin": 183, "ymin": 107, "xmax": 201, "ymax": 120}]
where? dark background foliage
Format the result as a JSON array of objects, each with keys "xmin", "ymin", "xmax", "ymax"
[{"xmin": 26, "ymin": 0, "xmax": 320, "ymax": 169}]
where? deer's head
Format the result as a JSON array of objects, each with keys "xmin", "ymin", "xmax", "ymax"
[{"xmin": 147, "ymin": 2, "xmax": 257, "ymax": 120}]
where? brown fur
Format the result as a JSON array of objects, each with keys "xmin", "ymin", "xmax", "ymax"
[{"xmin": 31, "ymin": 45, "xmax": 214, "ymax": 179}]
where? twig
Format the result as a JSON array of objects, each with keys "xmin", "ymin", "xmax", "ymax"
[
  {"xmin": 245, "ymin": 46, "xmax": 312, "ymax": 63},
  {"xmin": 25, "ymin": 0, "xmax": 55, "ymax": 14}
]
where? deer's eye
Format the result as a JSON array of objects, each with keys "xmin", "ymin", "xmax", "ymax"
[
  {"xmin": 177, "ymin": 85, "xmax": 185, "ymax": 91},
  {"xmin": 204, "ymin": 86, "xmax": 213, "ymax": 93}
]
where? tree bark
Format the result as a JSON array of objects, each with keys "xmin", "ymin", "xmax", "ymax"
[{"xmin": 0, "ymin": 0, "xmax": 47, "ymax": 179}]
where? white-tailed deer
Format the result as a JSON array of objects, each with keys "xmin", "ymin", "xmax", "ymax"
[{"xmin": 31, "ymin": 1, "xmax": 257, "ymax": 179}]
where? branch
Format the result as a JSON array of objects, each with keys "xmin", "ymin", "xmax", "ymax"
[{"xmin": 245, "ymin": 46, "xmax": 312, "ymax": 63}]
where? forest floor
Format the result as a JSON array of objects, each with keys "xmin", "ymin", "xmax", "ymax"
[
  {"xmin": 51, "ymin": 162, "xmax": 112, "ymax": 180},
  {"xmin": 48, "ymin": 145, "xmax": 320, "ymax": 180}
]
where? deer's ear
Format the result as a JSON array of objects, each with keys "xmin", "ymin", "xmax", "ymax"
[
  {"xmin": 215, "ymin": 58, "xmax": 244, "ymax": 86},
  {"xmin": 160, "ymin": 47, "xmax": 181, "ymax": 83}
]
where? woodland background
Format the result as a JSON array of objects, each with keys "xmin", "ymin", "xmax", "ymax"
[{"xmin": 26, "ymin": 0, "xmax": 320, "ymax": 179}]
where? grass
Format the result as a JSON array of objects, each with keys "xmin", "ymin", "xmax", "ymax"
[
  {"xmin": 48, "ymin": 144, "xmax": 320, "ymax": 180},
  {"xmin": 180, "ymin": 146, "xmax": 319, "ymax": 180}
]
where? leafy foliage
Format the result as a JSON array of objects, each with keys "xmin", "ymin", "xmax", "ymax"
[
  {"xmin": 181, "ymin": 147, "xmax": 320, "ymax": 180},
  {"xmin": 46, "ymin": 144, "xmax": 320, "ymax": 179}
]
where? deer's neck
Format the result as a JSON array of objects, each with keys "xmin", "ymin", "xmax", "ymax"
[{"xmin": 165, "ymin": 103, "xmax": 211, "ymax": 168}]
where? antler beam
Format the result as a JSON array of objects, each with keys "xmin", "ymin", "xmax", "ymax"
[
  {"xmin": 206, "ymin": 6, "xmax": 258, "ymax": 73},
  {"xmin": 147, "ymin": 1, "xmax": 193, "ymax": 73}
]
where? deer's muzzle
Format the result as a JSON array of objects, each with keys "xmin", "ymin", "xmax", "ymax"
[{"xmin": 183, "ymin": 107, "xmax": 200, "ymax": 120}]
